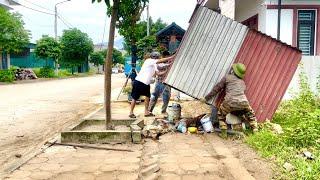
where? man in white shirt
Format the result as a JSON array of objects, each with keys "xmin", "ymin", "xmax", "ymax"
[{"xmin": 129, "ymin": 52, "xmax": 172, "ymax": 118}]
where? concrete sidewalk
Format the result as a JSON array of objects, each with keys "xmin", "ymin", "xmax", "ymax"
[
  {"xmin": 5, "ymin": 133, "xmax": 272, "ymax": 180},
  {"xmin": 4, "ymin": 102, "xmax": 272, "ymax": 180}
]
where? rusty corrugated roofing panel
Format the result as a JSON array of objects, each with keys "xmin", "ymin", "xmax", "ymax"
[
  {"xmin": 234, "ymin": 30, "xmax": 302, "ymax": 121},
  {"xmin": 165, "ymin": 6, "xmax": 248, "ymax": 101}
]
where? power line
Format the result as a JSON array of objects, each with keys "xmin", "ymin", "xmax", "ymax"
[
  {"xmin": 19, "ymin": 3, "xmax": 54, "ymax": 16},
  {"xmin": 58, "ymin": 15, "xmax": 72, "ymax": 29},
  {"xmin": 58, "ymin": 17, "xmax": 71, "ymax": 28},
  {"xmin": 58, "ymin": 14, "xmax": 74, "ymax": 28},
  {"xmin": 21, "ymin": 0, "xmax": 54, "ymax": 13}
]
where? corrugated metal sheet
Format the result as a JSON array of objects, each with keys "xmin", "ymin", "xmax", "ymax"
[
  {"xmin": 165, "ymin": 6, "xmax": 248, "ymax": 102},
  {"xmin": 234, "ymin": 30, "xmax": 302, "ymax": 121},
  {"xmin": 164, "ymin": 6, "xmax": 302, "ymax": 121}
]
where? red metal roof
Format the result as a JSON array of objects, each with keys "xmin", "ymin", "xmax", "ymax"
[{"xmin": 234, "ymin": 30, "xmax": 302, "ymax": 121}]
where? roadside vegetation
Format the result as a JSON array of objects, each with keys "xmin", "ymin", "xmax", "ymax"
[{"xmin": 246, "ymin": 73, "xmax": 320, "ymax": 179}]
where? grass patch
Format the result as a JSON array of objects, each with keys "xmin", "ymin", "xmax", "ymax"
[{"xmin": 246, "ymin": 73, "xmax": 320, "ymax": 179}]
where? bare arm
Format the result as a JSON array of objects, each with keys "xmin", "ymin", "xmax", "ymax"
[
  {"xmin": 204, "ymin": 77, "xmax": 226, "ymax": 101},
  {"xmin": 156, "ymin": 55, "xmax": 175, "ymax": 64}
]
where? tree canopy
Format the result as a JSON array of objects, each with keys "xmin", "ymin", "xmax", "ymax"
[
  {"xmin": 101, "ymin": 48, "xmax": 124, "ymax": 65},
  {"xmin": 34, "ymin": 35, "xmax": 61, "ymax": 63},
  {"xmin": 60, "ymin": 28, "xmax": 94, "ymax": 69},
  {"xmin": 90, "ymin": 51, "xmax": 104, "ymax": 66},
  {"xmin": 0, "ymin": 7, "xmax": 29, "ymax": 52},
  {"xmin": 124, "ymin": 17, "xmax": 167, "ymax": 55}
]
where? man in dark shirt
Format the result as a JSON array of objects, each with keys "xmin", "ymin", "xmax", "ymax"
[{"xmin": 203, "ymin": 63, "xmax": 258, "ymax": 136}]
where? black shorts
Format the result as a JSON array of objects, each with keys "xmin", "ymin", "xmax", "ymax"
[{"xmin": 131, "ymin": 80, "xmax": 151, "ymax": 100}]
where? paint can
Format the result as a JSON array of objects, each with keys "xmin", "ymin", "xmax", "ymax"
[
  {"xmin": 200, "ymin": 114, "xmax": 214, "ymax": 133},
  {"xmin": 168, "ymin": 103, "xmax": 181, "ymax": 123}
]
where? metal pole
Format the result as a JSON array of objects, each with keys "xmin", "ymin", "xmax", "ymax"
[
  {"xmin": 277, "ymin": 0, "xmax": 281, "ymax": 40},
  {"xmin": 147, "ymin": 4, "xmax": 150, "ymax": 36},
  {"xmin": 55, "ymin": 5, "xmax": 57, "ymax": 40}
]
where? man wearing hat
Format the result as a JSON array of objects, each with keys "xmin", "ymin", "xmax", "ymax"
[{"xmin": 202, "ymin": 63, "xmax": 258, "ymax": 136}]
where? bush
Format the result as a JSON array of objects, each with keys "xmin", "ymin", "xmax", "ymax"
[
  {"xmin": 0, "ymin": 69, "xmax": 15, "ymax": 82},
  {"xmin": 246, "ymin": 72, "xmax": 320, "ymax": 179},
  {"xmin": 38, "ymin": 66, "xmax": 55, "ymax": 78}
]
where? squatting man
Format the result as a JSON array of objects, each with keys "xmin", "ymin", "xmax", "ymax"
[{"xmin": 201, "ymin": 63, "xmax": 258, "ymax": 137}]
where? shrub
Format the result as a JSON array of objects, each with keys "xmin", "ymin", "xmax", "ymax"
[
  {"xmin": 38, "ymin": 66, "xmax": 55, "ymax": 78},
  {"xmin": 0, "ymin": 69, "xmax": 15, "ymax": 82},
  {"xmin": 57, "ymin": 69, "xmax": 72, "ymax": 78}
]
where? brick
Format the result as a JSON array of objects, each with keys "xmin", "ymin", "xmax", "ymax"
[
  {"xmin": 180, "ymin": 163, "xmax": 200, "ymax": 171},
  {"xmin": 141, "ymin": 164, "xmax": 160, "ymax": 176},
  {"xmin": 117, "ymin": 173, "xmax": 139, "ymax": 180},
  {"xmin": 29, "ymin": 171, "xmax": 53, "ymax": 180},
  {"xmin": 160, "ymin": 173, "xmax": 181, "ymax": 180}
]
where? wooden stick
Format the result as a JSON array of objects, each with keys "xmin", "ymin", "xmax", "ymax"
[{"xmin": 52, "ymin": 142, "xmax": 133, "ymax": 152}]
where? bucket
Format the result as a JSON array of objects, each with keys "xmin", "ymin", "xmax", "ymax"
[
  {"xmin": 168, "ymin": 103, "xmax": 181, "ymax": 123},
  {"xmin": 200, "ymin": 114, "xmax": 214, "ymax": 133}
]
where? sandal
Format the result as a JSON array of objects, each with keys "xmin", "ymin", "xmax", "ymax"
[
  {"xmin": 144, "ymin": 113, "xmax": 155, "ymax": 117},
  {"xmin": 129, "ymin": 114, "xmax": 136, "ymax": 118}
]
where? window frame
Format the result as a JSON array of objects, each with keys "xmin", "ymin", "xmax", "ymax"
[{"xmin": 297, "ymin": 9, "xmax": 317, "ymax": 56}]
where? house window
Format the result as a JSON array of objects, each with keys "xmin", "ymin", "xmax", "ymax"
[{"xmin": 298, "ymin": 10, "xmax": 316, "ymax": 55}]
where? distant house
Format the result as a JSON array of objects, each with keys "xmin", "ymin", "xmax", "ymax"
[
  {"xmin": 10, "ymin": 43, "xmax": 55, "ymax": 68},
  {"xmin": 203, "ymin": 0, "xmax": 320, "ymax": 94},
  {"xmin": 156, "ymin": 22, "xmax": 186, "ymax": 54},
  {"xmin": 10, "ymin": 43, "xmax": 89, "ymax": 73}
]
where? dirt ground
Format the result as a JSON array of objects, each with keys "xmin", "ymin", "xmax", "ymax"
[{"xmin": 0, "ymin": 74, "xmax": 125, "ymax": 175}]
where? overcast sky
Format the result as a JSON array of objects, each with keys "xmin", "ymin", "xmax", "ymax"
[{"xmin": 13, "ymin": 0, "xmax": 196, "ymax": 44}]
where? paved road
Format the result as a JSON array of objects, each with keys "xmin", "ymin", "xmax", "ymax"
[{"xmin": 0, "ymin": 74, "xmax": 125, "ymax": 174}]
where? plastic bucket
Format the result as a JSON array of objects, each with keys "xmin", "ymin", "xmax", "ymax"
[
  {"xmin": 168, "ymin": 103, "xmax": 181, "ymax": 122},
  {"xmin": 200, "ymin": 115, "xmax": 214, "ymax": 132}
]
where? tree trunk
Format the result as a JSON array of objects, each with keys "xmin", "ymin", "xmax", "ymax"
[{"xmin": 105, "ymin": 0, "xmax": 119, "ymax": 129}]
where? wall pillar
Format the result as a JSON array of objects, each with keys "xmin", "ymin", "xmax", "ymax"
[{"xmin": 7, "ymin": 53, "xmax": 10, "ymax": 69}]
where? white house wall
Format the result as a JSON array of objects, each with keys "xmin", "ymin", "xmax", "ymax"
[
  {"xmin": 266, "ymin": 9, "xmax": 293, "ymax": 45},
  {"xmin": 284, "ymin": 56, "xmax": 320, "ymax": 99},
  {"xmin": 265, "ymin": 0, "xmax": 320, "ymax": 5},
  {"xmin": 235, "ymin": 0, "xmax": 267, "ymax": 32},
  {"xmin": 220, "ymin": 0, "xmax": 235, "ymax": 19}
]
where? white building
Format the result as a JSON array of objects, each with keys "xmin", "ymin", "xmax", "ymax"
[{"xmin": 204, "ymin": 0, "xmax": 320, "ymax": 95}]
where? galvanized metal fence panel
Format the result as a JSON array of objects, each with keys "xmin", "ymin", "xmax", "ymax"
[{"xmin": 165, "ymin": 7, "xmax": 248, "ymax": 102}]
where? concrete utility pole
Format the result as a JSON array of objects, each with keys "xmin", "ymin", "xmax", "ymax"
[
  {"xmin": 147, "ymin": 4, "xmax": 150, "ymax": 36},
  {"xmin": 54, "ymin": 0, "xmax": 71, "ymax": 74}
]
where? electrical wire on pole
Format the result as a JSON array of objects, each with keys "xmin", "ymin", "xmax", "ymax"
[
  {"xmin": 57, "ymin": 14, "xmax": 74, "ymax": 28},
  {"xmin": 19, "ymin": 3, "xmax": 55, "ymax": 15},
  {"xmin": 100, "ymin": 13, "xmax": 108, "ymax": 50},
  {"xmin": 58, "ymin": 15, "xmax": 72, "ymax": 29},
  {"xmin": 21, "ymin": 0, "xmax": 54, "ymax": 13}
]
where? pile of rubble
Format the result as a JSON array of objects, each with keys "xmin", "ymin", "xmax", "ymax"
[{"xmin": 14, "ymin": 68, "xmax": 37, "ymax": 80}]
